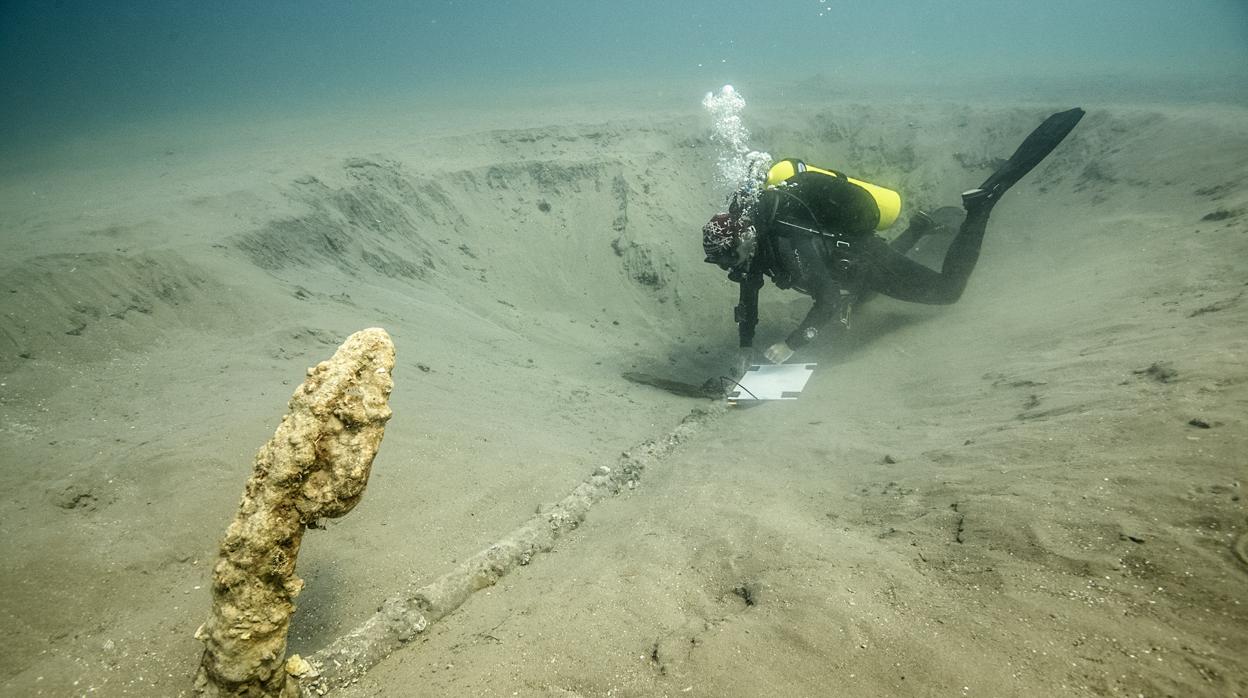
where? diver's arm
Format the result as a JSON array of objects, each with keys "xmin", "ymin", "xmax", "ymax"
[
  {"xmin": 735, "ymin": 272, "xmax": 765, "ymax": 347},
  {"xmin": 778, "ymin": 232, "xmax": 843, "ymax": 351},
  {"xmin": 784, "ymin": 278, "xmax": 840, "ymax": 350}
]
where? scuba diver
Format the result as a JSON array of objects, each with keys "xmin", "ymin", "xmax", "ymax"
[{"xmin": 702, "ymin": 108, "xmax": 1085, "ymax": 372}]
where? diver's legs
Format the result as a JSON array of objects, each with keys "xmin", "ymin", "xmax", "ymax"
[
  {"xmin": 860, "ymin": 207, "xmax": 986, "ymax": 305},
  {"xmin": 861, "ymin": 109, "xmax": 1083, "ymax": 306},
  {"xmin": 889, "ymin": 206, "xmax": 964, "ymax": 256},
  {"xmin": 932, "ymin": 203, "xmax": 990, "ymax": 300},
  {"xmin": 887, "ymin": 211, "xmax": 934, "ymax": 254},
  {"xmin": 858, "ymin": 203, "xmax": 973, "ymax": 304}
]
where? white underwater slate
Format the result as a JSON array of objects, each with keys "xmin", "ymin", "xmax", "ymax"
[{"xmin": 727, "ymin": 363, "xmax": 816, "ymax": 403}]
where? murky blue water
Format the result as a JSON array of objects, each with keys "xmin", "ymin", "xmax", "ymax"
[{"xmin": 2, "ymin": 0, "xmax": 1245, "ymax": 149}]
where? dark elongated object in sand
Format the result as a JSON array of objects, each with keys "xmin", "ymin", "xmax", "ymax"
[
  {"xmin": 622, "ymin": 371, "xmax": 725, "ymax": 399},
  {"xmin": 193, "ymin": 328, "xmax": 395, "ymax": 698}
]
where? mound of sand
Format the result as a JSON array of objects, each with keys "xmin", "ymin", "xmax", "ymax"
[{"xmin": 1, "ymin": 99, "xmax": 1245, "ymax": 697}]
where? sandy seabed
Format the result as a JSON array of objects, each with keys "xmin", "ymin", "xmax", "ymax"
[{"xmin": 1, "ymin": 94, "xmax": 1246, "ymax": 697}]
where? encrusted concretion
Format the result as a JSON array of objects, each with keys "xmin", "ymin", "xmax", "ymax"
[{"xmin": 193, "ymin": 328, "xmax": 395, "ymax": 698}]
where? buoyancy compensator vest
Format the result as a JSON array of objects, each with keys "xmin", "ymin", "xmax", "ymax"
[
  {"xmin": 749, "ymin": 159, "xmax": 901, "ymax": 292},
  {"xmin": 762, "ymin": 159, "xmax": 901, "ymax": 232}
]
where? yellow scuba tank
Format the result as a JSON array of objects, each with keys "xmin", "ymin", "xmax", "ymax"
[{"xmin": 765, "ymin": 159, "xmax": 901, "ymax": 230}]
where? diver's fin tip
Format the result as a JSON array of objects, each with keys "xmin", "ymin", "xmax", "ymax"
[{"xmin": 976, "ymin": 107, "xmax": 1086, "ymax": 199}]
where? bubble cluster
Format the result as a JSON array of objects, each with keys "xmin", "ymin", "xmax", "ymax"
[{"xmin": 702, "ymin": 85, "xmax": 769, "ymax": 202}]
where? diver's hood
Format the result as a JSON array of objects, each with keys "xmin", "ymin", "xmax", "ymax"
[{"xmin": 702, "ymin": 211, "xmax": 757, "ymax": 273}]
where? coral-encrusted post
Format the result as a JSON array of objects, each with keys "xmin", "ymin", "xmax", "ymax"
[{"xmin": 193, "ymin": 328, "xmax": 395, "ymax": 697}]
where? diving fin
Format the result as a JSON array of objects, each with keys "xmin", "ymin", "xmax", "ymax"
[{"xmin": 962, "ymin": 107, "xmax": 1085, "ymax": 211}]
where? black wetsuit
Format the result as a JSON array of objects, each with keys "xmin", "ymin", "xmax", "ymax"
[{"xmin": 733, "ymin": 170, "xmax": 989, "ymax": 350}]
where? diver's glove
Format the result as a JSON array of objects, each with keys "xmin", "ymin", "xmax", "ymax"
[
  {"xmin": 764, "ymin": 342, "xmax": 795, "ymax": 364},
  {"xmin": 733, "ymin": 346, "xmax": 758, "ymax": 377}
]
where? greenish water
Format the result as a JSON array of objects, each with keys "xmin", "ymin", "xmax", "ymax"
[{"xmin": 2, "ymin": 0, "xmax": 1246, "ymax": 152}]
